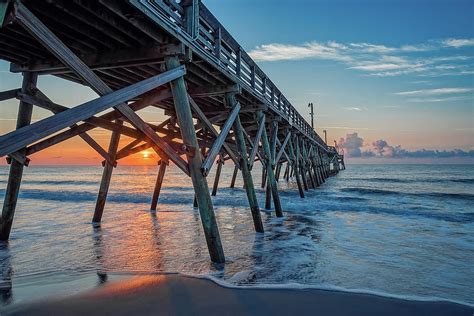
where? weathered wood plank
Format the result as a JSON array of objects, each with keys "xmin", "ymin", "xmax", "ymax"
[
  {"xmin": 257, "ymin": 111, "xmax": 283, "ymax": 217},
  {"xmin": 92, "ymin": 120, "xmax": 123, "ymax": 223},
  {"xmin": 229, "ymin": 93, "xmax": 264, "ymax": 233},
  {"xmin": 0, "ymin": 69, "xmax": 184, "ymax": 157},
  {"xmin": 166, "ymin": 55, "xmax": 225, "ymax": 263},
  {"xmin": 188, "ymin": 95, "xmax": 239, "ymax": 167},
  {"xmin": 0, "ymin": 72, "xmax": 37, "ymax": 241},
  {"xmin": 201, "ymin": 102, "xmax": 240, "ymax": 176},
  {"xmin": 151, "ymin": 160, "xmax": 168, "ymax": 211},
  {"xmin": 211, "ymin": 155, "xmax": 223, "ymax": 196},
  {"xmin": 248, "ymin": 114, "xmax": 265, "ymax": 169},
  {"xmin": 0, "ymin": 88, "xmax": 20, "ymax": 102}
]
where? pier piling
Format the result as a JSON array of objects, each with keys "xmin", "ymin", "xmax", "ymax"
[{"xmin": 0, "ymin": 0, "xmax": 344, "ymax": 262}]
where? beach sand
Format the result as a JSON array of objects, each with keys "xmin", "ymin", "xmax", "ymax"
[{"xmin": 3, "ymin": 274, "xmax": 473, "ymax": 316}]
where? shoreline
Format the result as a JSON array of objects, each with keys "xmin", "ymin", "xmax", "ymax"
[{"xmin": 3, "ymin": 274, "xmax": 473, "ymax": 316}]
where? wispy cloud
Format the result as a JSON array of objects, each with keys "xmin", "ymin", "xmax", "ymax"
[
  {"xmin": 343, "ymin": 106, "xmax": 367, "ymax": 111},
  {"xmin": 338, "ymin": 133, "xmax": 474, "ymax": 158},
  {"xmin": 248, "ymin": 38, "xmax": 474, "ymax": 78},
  {"xmin": 394, "ymin": 87, "xmax": 473, "ymax": 103},
  {"xmin": 394, "ymin": 87, "xmax": 473, "ymax": 96},
  {"xmin": 320, "ymin": 126, "xmax": 370, "ymax": 130},
  {"xmin": 442, "ymin": 38, "xmax": 474, "ymax": 48},
  {"xmin": 248, "ymin": 42, "xmax": 352, "ymax": 62},
  {"xmin": 407, "ymin": 96, "xmax": 472, "ymax": 103}
]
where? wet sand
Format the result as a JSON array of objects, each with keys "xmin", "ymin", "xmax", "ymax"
[{"xmin": 3, "ymin": 274, "xmax": 473, "ymax": 316}]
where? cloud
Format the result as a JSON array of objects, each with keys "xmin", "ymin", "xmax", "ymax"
[
  {"xmin": 394, "ymin": 87, "xmax": 473, "ymax": 96},
  {"xmin": 248, "ymin": 38, "xmax": 474, "ymax": 77},
  {"xmin": 343, "ymin": 107, "xmax": 367, "ymax": 111},
  {"xmin": 442, "ymin": 38, "xmax": 474, "ymax": 48},
  {"xmin": 248, "ymin": 42, "xmax": 352, "ymax": 62},
  {"xmin": 337, "ymin": 134, "xmax": 474, "ymax": 159},
  {"xmin": 407, "ymin": 95, "xmax": 472, "ymax": 103},
  {"xmin": 369, "ymin": 139, "xmax": 474, "ymax": 158},
  {"xmin": 337, "ymin": 133, "xmax": 364, "ymax": 157}
]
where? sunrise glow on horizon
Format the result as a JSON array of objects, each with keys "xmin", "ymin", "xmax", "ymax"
[{"xmin": 1, "ymin": 0, "xmax": 472, "ymax": 165}]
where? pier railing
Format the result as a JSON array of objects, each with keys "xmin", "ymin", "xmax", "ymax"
[{"xmin": 130, "ymin": 0, "xmax": 327, "ymax": 150}]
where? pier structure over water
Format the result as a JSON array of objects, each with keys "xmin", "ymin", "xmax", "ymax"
[{"xmin": 0, "ymin": 0, "xmax": 344, "ymax": 262}]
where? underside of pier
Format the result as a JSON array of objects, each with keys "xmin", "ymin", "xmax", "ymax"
[{"xmin": 0, "ymin": 0, "xmax": 344, "ymax": 262}]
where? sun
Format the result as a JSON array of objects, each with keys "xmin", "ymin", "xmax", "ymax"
[{"xmin": 142, "ymin": 151, "xmax": 152, "ymax": 159}]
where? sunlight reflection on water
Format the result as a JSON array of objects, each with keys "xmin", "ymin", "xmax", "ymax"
[{"xmin": 0, "ymin": 164, "xmax": 473, "ymax": 307}]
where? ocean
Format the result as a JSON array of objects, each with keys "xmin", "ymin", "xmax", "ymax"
[{"xmin": 0, "ymin": 164, "xmax": 473, "ymax": 307}]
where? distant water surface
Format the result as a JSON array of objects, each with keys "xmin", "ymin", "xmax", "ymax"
[{"xmin": 0, "ymin": 164, "xmax": 473, "ymax": 307}]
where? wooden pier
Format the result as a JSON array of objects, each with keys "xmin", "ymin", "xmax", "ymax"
[{"xmin": 0, "ymin": 0, "xmax": 344, "ymax": 262}]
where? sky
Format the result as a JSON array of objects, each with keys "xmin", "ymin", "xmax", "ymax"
[{"xmin": 0, "ymin": 0, "xmax": 473, "ymax": 165}]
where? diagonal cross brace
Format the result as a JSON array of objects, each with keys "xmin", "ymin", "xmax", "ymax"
[
  {"xmin": 249, "ymin": 114, "xmax": 265, "ymax": 169},
  {"xmin": 188, "ymin": 95, "xmax": 240, "ymax": 168},
  {"xmin": 18, "ymin": 90, "xmax": 114, "ymax": 165},
  {"xmin": 275, "ymin": 132, "xmax": 291, "ymax": 165},
  {"xmin": 13, "ymin": 1, "xmax": 189, "ymax": 175},
  {"xmin": 201, "ymin": 102, "xmax": 241, "ymax": 176},
  {"xmin": 0, "ymin": 71, "xmax": 183, "ymax": 157}
]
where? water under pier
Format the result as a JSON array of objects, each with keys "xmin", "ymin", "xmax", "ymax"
[{"xmin": 0, "ymin": 0, "xmax": 344, "ymax": 263}]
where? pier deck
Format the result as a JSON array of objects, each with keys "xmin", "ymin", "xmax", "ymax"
[{"xmin": 0, "ymin": 0, "xmax": 344, "ymax": 262}]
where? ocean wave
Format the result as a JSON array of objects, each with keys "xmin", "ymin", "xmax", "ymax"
[
  {"xmin": 0, "ymin": 179, "xmax": 98, "ymax": 186},
  {"xmin": 340, "ymin": 187, "xmax": 474, "ymax": 201},
  {"xmin": 345, "ymin": 177, "xmax": 474, "ymax": 184},
  {"xmin": 450, "ymin": 178, "xmax": 474, "ymax": 184}
]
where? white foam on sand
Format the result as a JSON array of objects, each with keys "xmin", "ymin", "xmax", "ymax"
[{"xmin": 180, "ymin": 272, "xmax": 474, "ymax": 308}]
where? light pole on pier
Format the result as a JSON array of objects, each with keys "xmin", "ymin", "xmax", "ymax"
[{"xmin": 308, "ymin": 102, "xmax": 314, "ymax": 129}]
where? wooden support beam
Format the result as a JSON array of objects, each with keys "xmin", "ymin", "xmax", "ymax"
[
  {"xmin": 10, "ymin": 43, "xmax": 185, "ymax": 74},
  {"xmin": 230, "ymin": 165, "xmax": 238, "ymax": 188},
  {"xmin": 117, "ymin": 104, "xmax": 190, "ymax": 176},
  {"xmin": 288, "ymin": 135, "xmax": 305, "ymax": 198},
  {"xmin": 297, "ymin": 137, "xmax": 309, "ymax": 191},
  {"xmin": 228, "ymin": 93, "xmax": 264, "ymax": 232},
  {"xmin": 265, "ymin": 121, "xmax": 278, "ymax": 209},
  {"xmin": 0, "ymin": 72, "xmax": 37, "ymax": 241},
  {"xmin": 188, "ymin": 95, "xmax": 239, "ymax": 167},
  {"xmin": 261, "ymin": 166, "xmax": 266, "ymax": 189},
  {"xmin": 0, "ymin": 88, "xmax": 20, "ymax": 102},
  {"xmin": 13, "ymin": 3, "xmax": 190, "ymax": 175},
  {"xmin": 211, "ymin": 155, "xmax": 224, "ymax": 196},
  {"xmin": 242, "ymin": 127, "xmax": 265, "ymax": 170},
  {"xmin": 257, "ymin": 111, "xmax": 283, "ymax": 217},
  {"xmin": 18, "ymin": 90, "xmax": 114, "ymax": 165},
  {"xmin": 92, "ymin": 120, "xmax": 123, "ymax": 223},
  {"xmin": 151, "ymin": 160, "xmax": 168, "ymax": 211},
  {"xmin": 25, "ymin": 90, "xmax": 172, "ymax": 156},
  {"xmin": 275, "ymin": 132, "xmax": 291, "ymax": 165},
  {"xmin": 275, "ymin": 162, "xmax": 282, "ymax": 181},
  {"xmin": 201, "ymin": 102, "xmax": 240, "ymax": 176},
  {"xmin": 248, "ymin": 115, "xmax": 265, "ymax": 169},
  {"xmin": 165, "ymin": 55, "xmax": 225, "ymax": 263},
  {"xmin": 188, "ymin": 84, "xmax": 240, "ymax": 98},
  {"xmin": 0, "ymin": 70, "xmax": 182, "ymax": 158},
  {"xmin": 283, "ymin": 162, "xmax": 290, "ymax": 182}
]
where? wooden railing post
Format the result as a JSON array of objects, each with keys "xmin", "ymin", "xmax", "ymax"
[
  {"xmin": 236, "ymin": 48, "xmax": 241, "ymax": 77},
  {"xmin": 0, "ymin": 72, "xmax": 37, "ymax": 240},
  {"xmin": 183, "ymin": 0, "xmax": 199, "ymax": 38},
  {"xmin": 165, "ymin": 55, "xmax": 225, "ymax": 263}
]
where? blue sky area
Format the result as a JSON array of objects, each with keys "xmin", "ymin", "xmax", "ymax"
[{"xmin": 0, "ymin": 0, "xmax": 473, "ymax": 163}]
